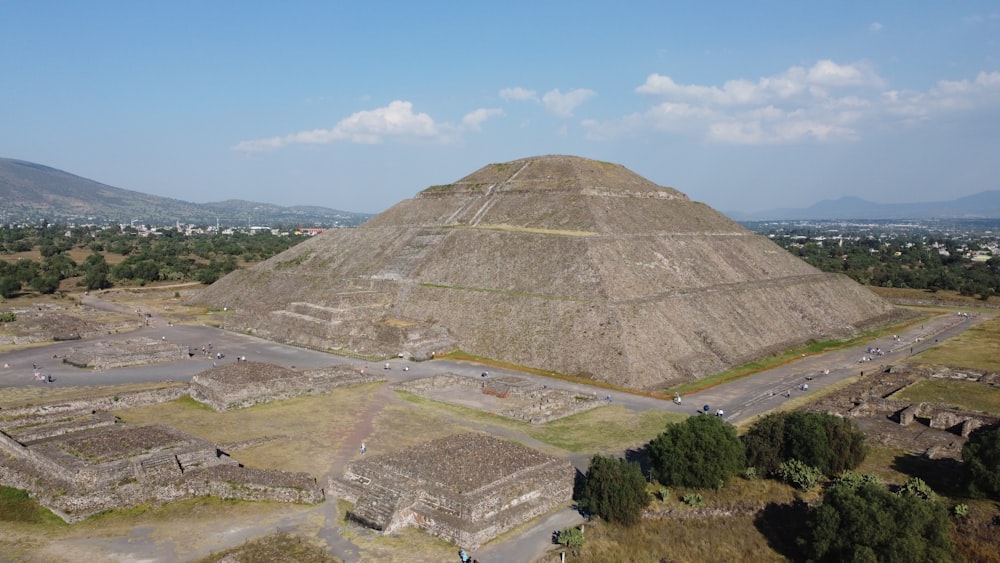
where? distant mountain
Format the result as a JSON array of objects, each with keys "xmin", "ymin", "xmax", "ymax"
[
  {"xmin": 728, "ymin": 190, "xmax": 1000, "ymax": 221},
  {"xmin": 0, "ymin": 157, "xmax": 372, "ymax": 227}
]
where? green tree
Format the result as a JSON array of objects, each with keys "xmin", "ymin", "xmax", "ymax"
[
  {"xmin": 81, "ymin": 254, "xmax": 112, "ymax": 290},
  {"xmin": 578, "ymin": 454, "xmax": 650, "ymax": 526},
  {"xmin": 0, "ymin": 276, "xmax": 20, "ymax": 298},
  {"xmin": 650, "ymin": 414, "xmax": 746, "ymax": 489},
  {"xmin": 743, "ymin": 411, "xmax": 866, "ymax": 477},
  {"xmin": 30, "ymin": 274, "xmax": 60, "ymax": 295},
  {"xmin": 800, "ymin": 475, "xmax": 955, "ymax": 562},
  {"xmin": 963, "ymin": 423, "xmax": 1000, "ymax": 499}
]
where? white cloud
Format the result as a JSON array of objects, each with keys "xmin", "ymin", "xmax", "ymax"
[
  {"xmin": 589, "ymin": 60, "xmax": 998, "ymax": 145},
  {"xmin": 869, "ymin": 22, "xmax": 883, "ymax": 32},
  {"xmin": 636, "ymin": 60, "xmax": 881, "ymax": 106},
  {"xmin": 541, "ymin": 88, "xmax": 596, "ymax": 118},
  {"xmin": 462, "ymin": 107, "xmax": 503, "ymax": 131},
  {"xmin": 234, "ymin": 100, "xmax": 448, "ymax": 152},
  {"xmin": 499, "ymin": 87, "xmax": 538, "ymax": 102}
]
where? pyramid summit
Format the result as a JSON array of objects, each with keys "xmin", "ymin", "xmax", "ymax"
[{"xmin": 191, "ymin": 155, "xmax": 899, "ymax": 390}]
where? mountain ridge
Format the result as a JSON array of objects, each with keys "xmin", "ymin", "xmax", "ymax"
[
  {"xmin": 728, "ymin": 190, "xmax": 1000, "ymax": 220},
  {"xmin": 0, "ymin": 157, "xmax": 371, "ymax": 227}
]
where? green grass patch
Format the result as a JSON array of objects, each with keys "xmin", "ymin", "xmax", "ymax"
[
  {"xmin": 396, "ymin": 391, "xmax": 681, "ymax": 453},
  {"xmin": 527, "ymin": 407, "xmax": 686, "ymax": 453},
  {"xmin": 889, "ymin": 378, "xmax": 1000, "ymax": 414},
  {"xmin": 0, "ymin": 485, "xmax": 64, "ymax": 525},
  {"xmin": 666, "ymin": 314, "xmax": 935, "ymax": 396}
]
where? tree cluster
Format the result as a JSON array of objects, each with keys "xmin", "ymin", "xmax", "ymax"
[
  {"xmin": 0, "ymin": 224, "xmax": 307, "ymax": 297},
  {"xmin": 763, "ymin": 226, "xmax": 1000, "ymax": 300},
  {"xmin": 800, "ymin": 474, "xmax": 955, "ymax": 562}
]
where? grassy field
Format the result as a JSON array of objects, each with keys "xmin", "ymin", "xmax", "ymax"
[
  {"xmin": 889, "ymin": 378, "xmax": 1000, "ymax": 414},
  {"xmin": 912, "ymin": 314, "xmax": 1000, "ymax": 371}
]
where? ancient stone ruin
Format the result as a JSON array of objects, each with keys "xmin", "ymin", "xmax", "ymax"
[
  {"xmin": 189, "ymin": 360, "xmax": 385, "ymax": 411},
  {"xmin": 61, "ymin": 336, "xmax": 188, "ymax": 369},
  {"xmin": 191, "ymin": 154, "xmax": 901, "ymax": 390},
  {"xmin": 807, "ymin": 364, "xmax": 1000, "ymax": 459},
  {"xmin": 394, "ymin": 374, "xmax": 604, "ymax": 424},
  {"xmin": 335, "ymin": 433, "xmax": 574, "ymax": 549},
  {"xmin": 0, "ymin": 410, "xmax": 323, "ymax": 522}
]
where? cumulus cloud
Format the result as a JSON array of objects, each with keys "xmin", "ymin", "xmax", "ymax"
[
  {"xmin": 587, "ymin": 59, "xmax": 998, "ymax": 145},
  {"xmin": 882, "ymin": 70, "xmax": 1000, "ymax": 123},
  {"xmin": 541, "ymin": 88, "xmax": 596, "ymax": 117},
  {"xmin": 234, "ymin": 100, "xmax": 494, "ymax": 152},
  {"xmin": 462, "ymin": 107, "xmax": 503, "ymax": 131},
  {"xmin": 499, "ymin": 87, "xmax": 538, "ymax": 102}
]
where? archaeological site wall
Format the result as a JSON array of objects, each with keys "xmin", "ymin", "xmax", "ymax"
[
  {"xmin": 189, "ymin": 361, "xmax": 385, "ymax": 411},
  {"xmin": 337, "ymin": 433, "xmax": 574, "ymax": 549}
]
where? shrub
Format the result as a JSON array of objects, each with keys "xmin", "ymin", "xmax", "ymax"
[
  {"xmin": 657, "ymin": 486, "xmax": 671, "ymax": 501},
  {"xmin": 897, "ymin": 476, "xmax": 935, "ymax": 500},
  {"xmin": 556, "ymin": 526, "xmax": 584, "ymax": 551},
  {"xmin": 962, "ymin": 423, "xmax": 1000, "ymax": 499},
  {"xmin": 777, "ymin": 459, "xmax": 823, "ymax": 491},
  {"xmin": 681, "ymin": 493, "xmax": 704, "ymax": 507},
  {"xmin": 649, "ymin": 414, "xmax": 746, "ymax": 489},
  {"xmin": 577, "ymin": 454, "xmax": 650, "ymax": 527}
]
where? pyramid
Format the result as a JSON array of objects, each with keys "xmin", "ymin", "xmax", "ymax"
[{"xmin": 190, "ymin": 155, "xmax": 899, "ymax": 390}]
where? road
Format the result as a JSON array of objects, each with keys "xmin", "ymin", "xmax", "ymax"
[{"xmin": 0, "ymin": 296, "xmax": 987, "ymax": 563}]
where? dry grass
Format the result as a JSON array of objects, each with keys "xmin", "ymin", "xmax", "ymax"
[
  {"xmin": 870, "ymin": 286, "xmax": 1000, "ymax": 308},
  {"xmin": 119, "ymin": 384, "xmax": 383, "ymax": 475},
  {"xmin": 912, "ymin": 315, "xmax": 1000, "ymax": 371},
  {"xmin": 889, "ymin": 378, "xmax": 1000, "ymax": 414},
  {"xmin": 560, "ymin": 514, "xmax": 785, "ymax": 563},
  {"xmin": 195, "ymin": 531, "xmax": 341, "ymax": 563},
  {"xmin": 0, "ymin": 381, "xmax": 186, "ymax": 411}
]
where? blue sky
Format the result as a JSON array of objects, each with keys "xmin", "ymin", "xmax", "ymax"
[{"xmin": 2, "ymin": 1, "xmax": 998, "ymax": 215}]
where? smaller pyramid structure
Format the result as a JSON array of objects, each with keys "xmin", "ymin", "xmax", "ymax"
[{"xmin": 191, "ymin": 155, "xmax": 900, "ymax": 390}]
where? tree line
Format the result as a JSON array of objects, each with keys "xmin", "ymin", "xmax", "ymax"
[
  {"xmin": 761, "ymin": 227, "xmax": 1000, "ymax": 300},
  {"xmin": 0, "ymin": 224, "xmax": 309, "ymax": 298}
]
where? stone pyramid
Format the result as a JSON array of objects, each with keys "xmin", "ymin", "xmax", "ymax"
[{"xmin": 190, "ymin": 155, "xmax": 899, "ymax": 389}]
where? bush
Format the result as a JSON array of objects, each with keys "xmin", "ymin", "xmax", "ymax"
[
  {"xmin": 897, "ymin": 476, "xmax": 935, "ymax": 500},
  {"xmin": 743, "ymin": 411, "xmax": 867, "ymax": 478},
  {"xmin": 777, "ymin": 459, "xmax": 823, "ymax": 491},
  {"xmin": 962, "ymin": 423, "xmax": 1000, "ymax": 499},
  {"xmin": 681, "ymin": 493, "xmax": 704, "ymax": 507},
  {"xmin": 577, "ymin": 454, "xmax": 650, "ymax": 526},
  {"xmin": 556, "ymin": 526, "xmax": 584, "ymax": 551},
  {"xmin": 649, "ymin": 414, "xmax": 746, "ymax": 489},
  {"xmin": 800, "ymin": 475, "xmax": 956, "ymax": 562}
]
